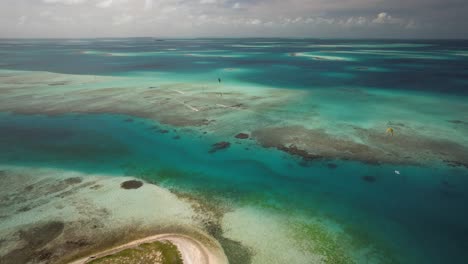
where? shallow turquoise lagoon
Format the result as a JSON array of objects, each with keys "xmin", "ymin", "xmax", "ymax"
[
  {"xmin": 0, "ymin": 112, "xmax": 467, "ymax": 263},
  {"xmin": 1, "ymin": 38, "xmax": 468, "ymax": 263}
]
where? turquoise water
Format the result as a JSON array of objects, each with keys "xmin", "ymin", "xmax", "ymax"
[
  {"xmin": 1, "ymin": 112, "xmax": 467, "ymax": 263},
  {"xmin": 1, "ymin": 39, "xmax": 468, "ymax": 263}
]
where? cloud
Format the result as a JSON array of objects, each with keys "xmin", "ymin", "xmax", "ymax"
[
  {"xmin": 343, "ymin": 16, "xmax": 368, "ymax": 27},
  {"xmin": 96, "ymin": 0, "xmax": 113, "ymax": 8},
  {"xmin": 372, "ymin": 12, "xmax": 401, "ymax": 24},
  {"xmin": 112, "ymin": 13, "xmax": 133, "ymax": 25},
  {"xmin": 18, "ymin": 16, "xmax": 28, "ymax": 26},
  {"xmin": 200, "ymin": 0, "xmax": 217, "ymax": 4},
  {"xmin": 43, "ymin": 0, "xmax": 88, "ymax": 5},
  {"xmin": 248, "ymin": 18, "xmax": 262, "ymax": 25},
  {"xmin": 2, "ymin": 0, "xmax": 468, "ymax": 38},
  {"xmin": 144, "ymin": 0, "xmax": 153, "ymax": 10}
]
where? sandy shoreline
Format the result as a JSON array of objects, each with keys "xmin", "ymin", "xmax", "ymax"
[
  {"xmin": 0, "ymin": 165, "xmax": 228, "ymax": 264},
  {"xmin": 69, "ymin": 233, "xmax": 228, "ymax": 264}
]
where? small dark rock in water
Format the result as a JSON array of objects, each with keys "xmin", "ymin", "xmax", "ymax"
[
  {"xmin": 354, "ymin": 66, "xmax": 369, "ymax": 70},
  {"xmin": 148, "ymin": 86, "xmax": 158, "ymax": 89},
  {"xmin": 124, "ymin": 118, "xmax": 134, "ymax": 122},
  {"xmin": 235, "ymin": 133, "xmax": 249, "ymax": 139},
  {"xmin": 440, "ymin": 189, "xmax": 461, "ymax": 199},
  {"xmin": 209, "ymin": 141, "xmax": 231, "ymax": 153},
  {"xmin": 362, "ymin": 175, "xmax": 377, "ymax": 183},
  {"xmin": 448, "ymin": 120, "xmax": 464, "ymax": 124},
  {"xmin": 48, "ymin": 81, "xmax": 67, "ymax": 86},
  {"xmin": 173, "ymin": 135, "xmax": 181, "ymax": 140},
  {"xmin": 121, "ymin": 180, "xmax": 143, "ymax": 189},
  {"xmin": 159, "ymin": 129, "xmax": 169, "ymax": 134},
  {"xmin": 327, "ymin": 163, "xmax": 338, "ymax": 169}
]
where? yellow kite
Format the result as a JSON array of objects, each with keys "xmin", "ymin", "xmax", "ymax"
[{"xmin": 386, "ymin": 127, "xmax": 394, "ymax": 136}]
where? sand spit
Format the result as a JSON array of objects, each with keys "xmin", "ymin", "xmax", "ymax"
[
  {"xmin": 0, "ymin": 165, "xmax": 227, "ymax": 264},
  {"xmin": 70, "ymin": 233, "xmax": 227, "ymax": 264},
  {"xmin": 0, "ymin": 70, "xmax": 467, "ymax": 168}
]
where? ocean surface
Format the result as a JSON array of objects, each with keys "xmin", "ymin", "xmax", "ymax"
[{"xmin": 0, "ymin": 38, "xmax": 468, "ymax": 264}]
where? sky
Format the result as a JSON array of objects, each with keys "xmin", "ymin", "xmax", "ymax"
[{"xmin": 1, "ymin": 0, "xmax": 468, "ymax": 38}]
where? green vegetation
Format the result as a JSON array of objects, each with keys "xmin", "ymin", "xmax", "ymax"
[{"xmin": 88, "ymin": 241, "xmax": 183, "ymax": 264}]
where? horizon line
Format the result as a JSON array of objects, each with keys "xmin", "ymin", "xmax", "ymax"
[{"xmin": 1, "ymin": 37, "xmax": 468, "ymax": 41}]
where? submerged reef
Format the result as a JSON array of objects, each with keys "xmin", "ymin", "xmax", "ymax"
[
  {"xmin": 252, "ymin": 126, "xmax": 468, "ymax": 167},
  {"xmin": 0, "ymin": 71, "xmax": 466, "ymax": 167},
  {"xmin": 362, "ymin": 175, "xmax": 377, "ymax": 183},
  {"xmin": 209, "ymin": 142, "xmax": 231, "ymax": 153},
  {"xmin": 235, "ymin": 133, "xmax": 250, "ymax": 139}
]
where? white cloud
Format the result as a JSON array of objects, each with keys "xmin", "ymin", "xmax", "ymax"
[
  {"xmin": 344, "ymin": 16, "xmax": 367, "ymax": 27},
  {"xmin": 112, "ymin": 14, "xmax": 133, "ymax": 25},
  {"xmin": 200, "ymin": 0, "xmax": 217, "ymax": 4},
  {"xmin": 18, "ymin": 16, "xmax": 28, "ymax": 26},
  {"xmin": 96, "ymin": 0, "xmax": 113, "ymax": 8},
  {"xmin": 43, "ymin": 0, "xmax": 88, "ymax": 4},
  {"xmin": 405, "ymin": 20, "xmax": 419, "ymax": 29},
  {"xmin": 249, "ymin": 19, "xmax": 262, "ymax": 25},
  {"xmin": 372, "ymin": 12, "xmax": 402, "ymax": 24},
  {"xmin": 144, "ymin": 0, "xmax": 153, "ymax": 10},
  {"xmin": 233, "ymin": 3, "xmax": 241, "ymax": 9},
  {"xmin": 373, "ymin": 12, "xmax": 389, "ymax": 23},
  {"xmin": 40, "ymin": 11, "xmax": 53, "ymax": 18}
]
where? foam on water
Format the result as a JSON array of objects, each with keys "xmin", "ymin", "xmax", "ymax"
[{"xmin": 293, "ymin": 52, "xmax": 356, "ymax": 61}]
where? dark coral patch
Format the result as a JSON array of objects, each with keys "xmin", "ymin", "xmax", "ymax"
[
  {"xmin": 448, "ymin": 120, "xmax": 465, "ymax": 124},
  {"xmin": 63, "ymin": 177, "xmax": 83, "ymax": 185},
  {"xmin": 121, "ymin": 180, "xmax": 143, "ymax": 189},
  {"xmin": 327, "ymin": 163, "xmax": 338, "ymax": 169},
  {"xmin": 443, "ymin": 159, "xmax": 468, "ymax": 169},
  {"xmin": 209, "ymin": 142, "xmax": 231, "ymax": 153},
  {"xmin": 354, "ymin": 66, "xmax": 369, "ymax": 70},
  {"xmin": 362, "ymin": 175, "xmax": 377, "ymax": 183},
  {"xmin": 235, "ymin": 133, "xmax": 249, "ymax": 139},
  {"xmin": 278, "ymin": 144, "xmax": 321, "ymax": 162}
]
